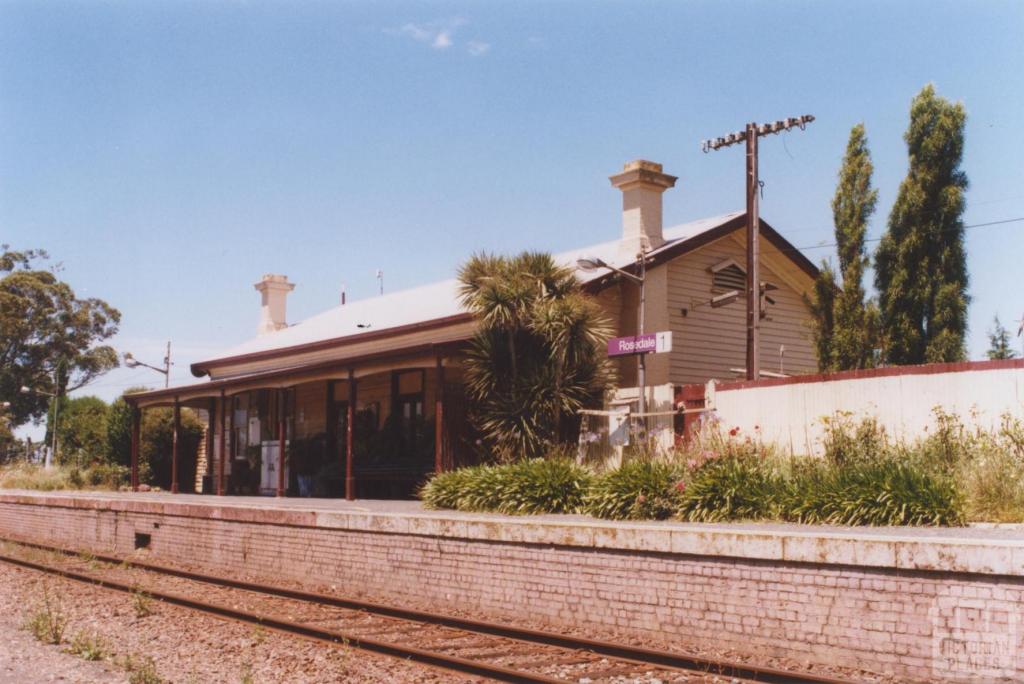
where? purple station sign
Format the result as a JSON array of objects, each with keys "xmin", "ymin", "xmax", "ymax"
[{"xmin": 607, "ymin": 331, "xmax": 673, "ymax": 357}]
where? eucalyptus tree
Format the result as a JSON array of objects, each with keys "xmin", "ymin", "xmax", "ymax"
[{"xmin": 0, "ymin": 246, "xmax": 120, "ymax": 427}]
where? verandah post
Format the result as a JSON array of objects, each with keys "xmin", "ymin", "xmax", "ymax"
[
  {"xmin": 207, "ymin": 397, "xmax": 216, "ymax": 491},
  {"xmin": 217, "ymin": 390, "xmax": 226, "ymax": 496},
  {"xmin": 346, "ymin": 368, "xmax": 356, "ymax": 501},
  {"xmin": 171, "ymin": 397, "xmax": 180, "ymax": 494},
  {"xmin": 435, "ymin": 356, "xmax": 445, "ymax": 474},
  {"xmin": 277, "ymin": 388, "xmax": 286, "ymax": 497}
]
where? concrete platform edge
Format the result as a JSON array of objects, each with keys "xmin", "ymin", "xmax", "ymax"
[{"xmin": 2, "ymin": 490, "xmax": 1022, "ymax": 577}]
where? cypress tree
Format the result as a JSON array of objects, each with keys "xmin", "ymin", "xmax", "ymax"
[
  {"xmin": 876, "ymin": 85, "xmax": 969, "ymax": 364},
  {"xmin": 831, "ymin": 123, "xmax": 880, "ymax": 370},
  {"xmin": 808, "ymin": 124, "xmax": 881, "ymax": 371}
]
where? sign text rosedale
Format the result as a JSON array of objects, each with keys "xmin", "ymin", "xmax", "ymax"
[{"xmin": 606, "ymin": 331, "xmax": 673, "ymax": 357}]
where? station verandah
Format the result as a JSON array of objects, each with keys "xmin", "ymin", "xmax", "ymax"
[{"xmin": 125, "ymin": 347, "xmax": 474, "ymax": 500}]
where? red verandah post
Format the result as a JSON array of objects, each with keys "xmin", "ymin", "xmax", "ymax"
[
  {"xmin": 346, "ymin": 368, "xmax": 356, "ymax": 501},
  {"xmin": 435, "ymin": 356, "xmax": 445, "ymax": 474},
  {"xmin": 217, "ymin": 390, "xmax": 226, "ymax": 496}
]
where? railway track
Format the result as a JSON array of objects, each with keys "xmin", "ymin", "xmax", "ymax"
[{"xmin": 0, "ymin": 537, "xmax": 861, "ymax": 684}]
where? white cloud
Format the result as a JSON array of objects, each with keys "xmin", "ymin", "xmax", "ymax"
[
  {"xmin": 433, "ymin": 31, "xmax": 453, "ymax": 50},
  {"xmin": 467, "ymin": 40, "xmax": 491, "ymax": 57},
  {"xmin": 388, "ymin": 17, "xmax": 480, "ymax": 54}
]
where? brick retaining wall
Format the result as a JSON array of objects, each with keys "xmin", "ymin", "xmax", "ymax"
[{"xmin": 1, "ymin": 493, "xmax": 1021, "ymax": 683}]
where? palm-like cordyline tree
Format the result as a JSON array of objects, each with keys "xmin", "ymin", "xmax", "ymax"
[{"xmin": 458, "ymin": 252, "xmax": 613, "ymax": 460}]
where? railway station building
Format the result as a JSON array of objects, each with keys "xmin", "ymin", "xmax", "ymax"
[{"xmin": 125, "ymin": 160, "xmax": 820, "ymax": 499}]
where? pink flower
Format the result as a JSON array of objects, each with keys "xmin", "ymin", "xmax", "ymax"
[
  {"xmin": 687, "ymin": 458, "xmax": 698, "ymax": 469},
  {"xmin": 729, "ymin": 427, "xmax": 740, "ymax": 437},
  {"xmin": 674, "ymin": 480, "xmax": 687, "ymax": 493},
  {"xmin": 702, "ymin": 450, "xmax": 718, "ymax": 461}
]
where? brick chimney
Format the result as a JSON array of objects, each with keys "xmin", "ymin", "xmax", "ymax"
[
  {"xmin": 609, "ymin": 160, "xmax": 677, "ymax": 259},
  {"xmin": 254, "ymin": 274, "xmax": 295, "ymax": 336}
]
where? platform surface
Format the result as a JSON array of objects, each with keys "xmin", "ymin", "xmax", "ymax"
[{"xmin": 2, "ymin": 489, "xmax": 1022, "ymax": 576}]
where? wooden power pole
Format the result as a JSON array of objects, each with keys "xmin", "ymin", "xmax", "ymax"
[{"xmin": 702, "ymin": 115, "xmax": 814, "ymax": 380}]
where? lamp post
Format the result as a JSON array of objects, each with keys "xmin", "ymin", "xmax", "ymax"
[
  {"xmin": 124, "ymin": 341, "xmax": 172, "ymax": 388},
  {"xmin": 577, "ymin": 251, "xmax": 648, "ymax": 426},
  {"xmin": 20, "ymin": 384, "xmax": 58, "ymax": 468}
]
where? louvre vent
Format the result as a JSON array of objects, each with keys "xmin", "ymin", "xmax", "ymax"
[{"xmin": 712, "ymin": 263, "xmax": 746, "ymax": 292}]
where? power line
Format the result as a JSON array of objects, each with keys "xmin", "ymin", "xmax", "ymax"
[{"xmin": 786, "ymin": 216, "xmax": 1024, "ymax": 255}]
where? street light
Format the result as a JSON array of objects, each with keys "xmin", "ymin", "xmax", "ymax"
[
  {"xmin": 123, "ymin": 341, "xmax": 172, "ymax": 388},
  {"xmin": 20, "ymin": 384, "xmax": 57, "ymax": 468},
  {"xmin": 576, "ymin": 251, "xmax": 649, "ymax": 430}
]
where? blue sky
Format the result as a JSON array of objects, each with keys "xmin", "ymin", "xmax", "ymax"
[{"xmin": 3, "ymin": 1, "xmax": 1023, "ymax": 437}]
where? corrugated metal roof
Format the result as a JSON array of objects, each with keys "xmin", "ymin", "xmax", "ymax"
[{"xmin": 194, "ymin": 212, "xmax": 744, "ymax": 368}]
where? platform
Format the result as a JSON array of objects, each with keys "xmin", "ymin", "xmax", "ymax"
[
  {"xmin": 2, "ymin": 489, "xmax": 1022, "ymax": 683},
  {"xmin": 1, "ymin": 489, "xmax": 1022, "ymax": 576}
]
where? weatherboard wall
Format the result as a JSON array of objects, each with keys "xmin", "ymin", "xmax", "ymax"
[{"xmin": 666, "ymin": 233, "xmax": 817, "ymax": 386}]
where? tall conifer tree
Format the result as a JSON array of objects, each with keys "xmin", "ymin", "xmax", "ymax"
[
  {"xmin": 876, "ymin": 85, "xmax": 969, "ymax": 364},
  {"xmin": 808, "ymin": 124, "xmax": 880, "ymax": 371},
  {"xmin": 831, "ymin": 123, "xmax": 880, "ymax": 369}
]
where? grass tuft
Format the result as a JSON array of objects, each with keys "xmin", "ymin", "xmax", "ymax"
[{"xmin": 67, "ymin": 630, "xmax": 109, "ymax": 661}]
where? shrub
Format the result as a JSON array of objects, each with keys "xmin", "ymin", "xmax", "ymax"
[
  {"xmin": 783, "ymin": 457, "xmax": 963, "ymax": 526},
  {"xmin": 494, "ymin": 458, "xmax": 592, "ymax": 515},
  {"xmin": 85, "ymin": 463, "xmax": 129, "ymax": 488},
  {"xmin": 677, "ymin": 453, "xmax": 782, "ymax": 522},
  {"xmin": 585, "ymin": 460, "xmax": 684, "ymax": 520},
  {"xmin": 421, "ymin": 458, "xmax": 591, "ymax": 515}
]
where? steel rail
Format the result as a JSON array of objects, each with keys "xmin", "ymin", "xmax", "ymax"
[
  {"xmin": 0, "ymin": 537, "xmax": 861, "ymax": 684},
  {"xmin": 0, "ymin": 550, "xmax": 564, "ymax": 684}
]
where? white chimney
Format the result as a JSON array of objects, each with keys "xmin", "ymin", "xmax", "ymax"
[
  {"xmin": 254, "ymin": 274, "xmax": 295, "ymax": 336},
  {"xmin": 609, "ymin": 160, "xmax": 678, "ymax": 259}
]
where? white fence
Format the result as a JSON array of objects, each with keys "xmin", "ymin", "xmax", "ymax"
[{"xmin": 705, "ymin": 360, "xmax": 1024, "ymax": 456}]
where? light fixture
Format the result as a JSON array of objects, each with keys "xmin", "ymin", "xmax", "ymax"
[
  {"xmin": 121, "ymin": 343, "xmax": 171, "ymax": 388},
  {"xmin": 575, "ymin": 256, "xmax": 608, "ymax": 272}
]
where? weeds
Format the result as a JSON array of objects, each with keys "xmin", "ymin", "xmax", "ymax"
[
  {"xmin": 23, "ymin": 583, "xmax": 68, "ymax": 644},
  {"xmin": 132, "ymin": 588, "xmax": 154, "ymax": 618},
  {"xmin": 123, "ymin": 654, "xmax": 163, "ymax": 684},
  {"xmin": 67, "ymin": 629, "xmax": 109, "ymax": 661},
  {"xmin": 250, "ymin": 625, "xmax": 268, "ymax": 646},
  {"xmin": 0, "ymin": 462, "xmax": 127, "ymax": 491}
]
